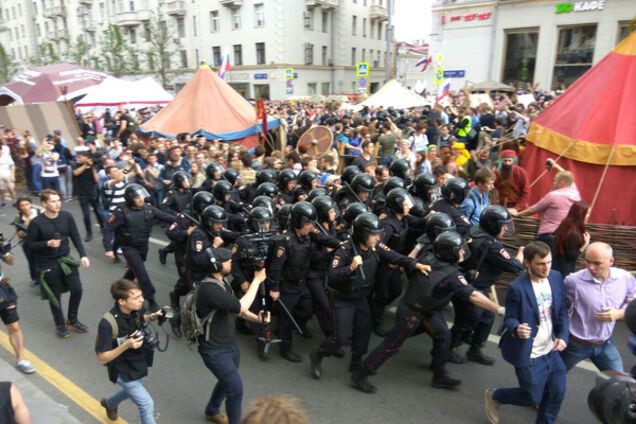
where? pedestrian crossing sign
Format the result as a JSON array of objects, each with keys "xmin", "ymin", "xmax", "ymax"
[
  {"xmin": 284, "ymin": 68, "xmax": 295, "ymax": 81},
  {"xmin": 356, "ymin": 62, "xmax": 370, "ymax": 77}
]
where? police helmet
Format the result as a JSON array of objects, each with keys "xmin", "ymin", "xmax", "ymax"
[
  {"xmin": 223, "ymin": 168, "xmax": 241, "ymax": 186},
  {"xmin": 307, "ymin": 187, "xmax": 328, "ymax": 203},
  {"xmin": 409, "ymin": 197, "xmax": 428, "ymax": 218},
  {"xmin": 479, "ymin": 205, "xmax": 514, "ymax": 237},
  {"xmin": 212, "ymin": 180, "xmax": 233, "ymax": 202},
  {"xmin": 350, "ymin": 173, "xmax": 375, "ymax": 194},
  {"xmin": 124, "ymin": 183, "xmax": 150, "ymax": 207},
  {"xmin": 298, "ymin": 170, "xmax": 319, "ymax": 192},
  {"xmin": 201, "ymin": 205, "xmax": 228, "ymax": 234},
  {"xmin": 256, "ymin": 169, "xmax": 278, "ymax": 186},
  {"xmin": 382, "ymin": 176, "xmax": 406, "ymax": 197},
  {"xmin": 441, "ymin": 177, "xmax": 468, "ymax": 204},
  {"xmin": 277, "ymin": 168, "xmax": 297, "ymax": 191},
  {"xmin": 290, "ymin": 201, "xmax": 317, "ymax": 230},
  {"xmin": 172, "ymin": 171, "xmax": 191, "ymax": 189},
  {"xmin": 276, "ymin": 204, "xmax": 293, "ymax": 231},
  {"xmin": 206, "ymin": 163, "xmax": 224, "ymax": 180},
  {"xmin": 412, "ymin": 173, "xmax": 438, "ymax": 202},
  {"xmin": 312, "ymin": 195, "xmax": 339, "ymax": 223},
  {"xmin": 252, "ymin": 195, "xmax": 275, "ymax": 214},
  {"xmin": 352, "ymin": 212, "xmax": 383, "ymax": 245},
  {"xmin": 191, "ymin": 191, "xmax": 215, "ymax": 217},
  {"xmin": 343, "ymin": 202, "xmax": 368, "ymax": 225},
  {"xmin": 433, "ymin": 231, "xmax": 470, "ymax": 264},
  {"xmin": 385, "ymin": 188, "xmax": 413, "ymax": 214},
  {"xmin": 389, "ymin": 159, "xmax": 412, "ymax": 181},
  {"xmin": 247, "ymin": 206, "xmax": 273, "ymax": 233},
  {"xmin": 341, "ymin": 165, "xmax": 362, "ymax": 186},
  {"xmin": 255, "ymin": 182, "xmax": 279, "ymax": 198},
  {"xmin": 425, "ymin": 212, "xmax": 456, "ymax": 241}
]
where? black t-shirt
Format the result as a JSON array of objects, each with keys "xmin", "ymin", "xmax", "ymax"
[
  {"xmin": 25, "ymin": 211, "xmax": 86, "ymax": 266},
  {"xmin": 351, "ymin": 155, "xmax": 371, "ymax": 171},
  {"xmin": 73, "ymin": 163, "xmax": 97, "ymax": 197},
  {"xmin": 196, "ymin": 278, "xmax": 241, "ymax": 349},
  {"xmin": 95, "ymin": 305, "xmax": 149, "ymax": 383}
]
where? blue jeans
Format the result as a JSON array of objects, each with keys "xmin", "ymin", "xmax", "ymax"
[
  {"xmin": 105, "ymin": 376, "xmax": 156, "ymax": 424},
  {"xmin": 494, "ymin": 351, "xmax": 566, "ymax": 424},
  {"xmin": 41, "ymin": 176, "xmax": 60, "ymax": 192},
  {"xmin": 32, "ymin": 163, "xmax": 42, "ymax": 194},
  {"xmin": 560, "ymin": 336, "xmax": 624, "ymax": 372},
  {"xmin": 198, "ymin": 341, "xmax": 242, "ymax": 424}
]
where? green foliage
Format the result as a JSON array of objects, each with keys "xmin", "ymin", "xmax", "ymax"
[
  {"xmin": 145, "ymin": 18, "xmax": 182, "ymax": 87},
  {"xmin": 68, "ymin": 36, "xmax": 91, "ymax": 66},
  {"xmin": 0, "ymin": 43, "xmax": 18, "ymax": 83},
  {"xmin": 99, "ymin": 24, "xmax": 137, "ymax": 76},
  {"xmin": 29, "ymin": 42, "xmax": 60, "ymax": 66}
]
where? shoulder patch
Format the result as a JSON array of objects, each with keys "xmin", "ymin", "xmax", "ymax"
[
  {"xmin": 331, "ymin": 256, "xmax": 340, "ymax": 268},
  {"xmin": 231, "ymin": 244, "xmax": 238, "ymax": 254},
  {"xmin": 378, "ymin": 243, "xmax": 390, "ymax": 251},
  {"xmin": 276, "ymin": 246, "xmax": 285, "ymax": 258},
  {"xmin": 499, "ymin": 248, "xmax": 511, "ymax": 260},
  {"xmin": 458, "ymin": 275, "xmax": 469, "ymax": 286},
  {"xmin": 195, "ymin": 240, "xmax": 203, "ymax": 252},
  {"xmin": 169, "ymin": 222, "xmax": 177, "ymax": 230}
]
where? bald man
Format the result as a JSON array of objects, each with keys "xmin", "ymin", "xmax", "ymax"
[{"xmin": 560, "ymin": 242, "xmax": 636, "ymax": 372}]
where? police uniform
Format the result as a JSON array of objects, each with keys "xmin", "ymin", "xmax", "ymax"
[
  {"xmin": 451, "ymin": 226, "xmax": 524, "ymax": 350},
  {"xmin": 166, "ymin": 212, "xmax": 197, "ymax": 303},
  {"xmin": 432, "ymin": 199, "xmax": 471, "ymax": 236},
  {"xmin": 335, "ymin": 188, "xmax": 362, "ymax": 212},
  {"xmin": 103, "ymin": 204, "xmax": 174, "ymax": 305},
  {"xmin": 159, "ymin": 188, "xmax": 192, "ymax": 259},
  {"xmin": 186, "ymin": 227, "xmax": 240, "ymax": 286}
]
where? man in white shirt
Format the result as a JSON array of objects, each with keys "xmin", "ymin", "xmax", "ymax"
[{"xmin": 0, "ymin": 147, "xmax": 15, "ymax": 206}]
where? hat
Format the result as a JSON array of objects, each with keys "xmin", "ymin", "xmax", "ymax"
[
  {"xmin": 500, "ymin": 149, "xmax": 517, "ymax": 159},
  {"xmin": 452, "ymin": 142, "xmax": 465, "ymax": 150},
  {"xmin": 211, "ymin": 248, "xmax": 232, "ymax": 263},
  {"xmin": 53, "ymin": 129, "xmax": 62, "ymax": 135}
]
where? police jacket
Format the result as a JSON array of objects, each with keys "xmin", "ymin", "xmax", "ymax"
[
  {"xmin": 103, "ymin": 204, "xmax": 174, "ymax": 251},
  {"xmin": 308, "ymin": 224, "xmax": 342, "ymax": 279},
  {"xmin": 327, "ymin": 241, "xmax": 416, "ymax": 299},
  {"xmin": 335, "ymin": 188, "xmax": 360, "ymax": 212},
  {"xmin": 161, "ymin": 189, "xmax": 192, "ymax": 214},
  {"xmin": 268, "ymin": 231, "xmax": 314, "ymax": 291},
  {"xmin": 231, "ymin": 232, "xmax": 275, "ymax": 289},
  {"xmin": 279, "ymin": 191, "xmax": 294, "ymax": 206},
  {"xmin": 380, "ymin": 211, "xmax": 409, "ymax": 254},
  {"xmin": 165, "ymin": 212, "xmax": 194, "ymax": 245},
  {"xmin": 432, "ymin": 199, "xmax": 471, "ymax": 236},
  {"xmin": 461, "ymin": 226, "xmax": 524, "ymax": 289}
]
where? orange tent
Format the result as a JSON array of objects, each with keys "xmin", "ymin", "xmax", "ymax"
[
  {"xmin": 523, "ymin": 32, "xmax": 636, "ymax": 226},
  {"xmin": 138, "ymin": 63, "xmax": 278, "ymax": 147}
]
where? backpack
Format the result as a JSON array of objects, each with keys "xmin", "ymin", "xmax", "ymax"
[{"xmin": 181, "ymin": 280, "xmax": 218, "ymax": 345}]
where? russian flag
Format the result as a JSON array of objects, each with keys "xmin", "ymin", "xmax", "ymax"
[
  {"xmin": 435, "ymin": 82, "xmax": 450, "ymax": 104},
  {"xmin": 415, "ymin": 55, "xmax": 432, "ymax": 71},
  {"xmin": 218, "ymin": 47, "xmax": 231, "ymax": 79}
]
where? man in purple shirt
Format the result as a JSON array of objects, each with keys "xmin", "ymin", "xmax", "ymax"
[{"xmin": 561, "ymin": 242, "xmax": 636, "ymax": 372}]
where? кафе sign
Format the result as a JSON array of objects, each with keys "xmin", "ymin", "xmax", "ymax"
[{"xmin": 555, "ymin": 0, "xmax": 605, "ymax": 13}]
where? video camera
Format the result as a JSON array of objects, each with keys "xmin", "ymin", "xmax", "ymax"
[{"xmin": 239, "ymin": 231, "xmax": 278, "ymax": 271}]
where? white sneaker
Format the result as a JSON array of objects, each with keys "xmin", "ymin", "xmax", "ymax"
[
  {"xmin": 484, "ymin": 388, "xmax": 500, "ymax": 424},
  {"xmin": 17, "ymin": 360, "xmax": 36, "ymax": 374}
]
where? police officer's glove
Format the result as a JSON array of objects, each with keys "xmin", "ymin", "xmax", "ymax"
[{"xmin": 465, "ymin": 270, "xmax": 479, "ymax": 282}]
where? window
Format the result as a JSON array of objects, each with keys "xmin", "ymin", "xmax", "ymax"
[
  {"xmin": 322, "ymin": 45, "xmax": 327, "ymax": 65},
  {"xmin": 370, "ymin": 21, "xmax": 375, "ymax": 38},
  {"xmin": 304, "ymin": 43, "xmax": 313, "ymax": 65},
  {"xmin": 32, "ymin": 2, "xmax": 37, "ymax": 15},
  {"xmin": 180, "ymin": 50, "xmax": 187, "ymax": 68},
  {"xmin": 304, "ymin": 9, "xmax": 313, "ymax": 30},
  {"xmin": 374, "ymin": 50, "xmax": 380, "ymax": 67},
  {"xmin": 36, "ymin": 24, "xmax": 40, "ymax": 37},
  {"xmin": 256, "ymin": 42, "xmax": 266, "ymax": 64},
  {"xmin": 321, "ymin": 10, "xmax": 328, "ymax": 32},
  {"xmin": 21, "ymin": 25, "xmax": 25, "ymax": 37},
  {"xmin": 99, "ymin": 2, "xmax": 105, "ymax": 20},
  {"xmin": 129, "ymin": 0, "xmax": 135, "ymax": 12},
  {"xmin": 129, "ymin": 27, "xmax": 136, "ymax": 43},
  {"xmin": 321, "ymin": 82, "xmax": 330, "ymax": 95},
  {"xmin": 254, "ymin": 3, "xmax": 264, "ymax": 27},
  {"xmin": 176, "ymin": 17, "xmax": 185, "ymax": 38},
  {"xmin": 193, "ymin": 15, "xmax": 198, "ymax": 36},
  {"xmin": 352, "ymin": 15, "xmax": 356, "ymax": 35},
  {"xmin": 553, "ymin": 25, "xmax": 597, "ymax": 89},
  {"xmin": 210, "ymin": 10, "xmax": 219, "ymax": 32},
  {"xmin": 618, "ymin": 22, "xmax": 630, "ymax": 43},
  {"xmin": 44, "ymin": 21, "xmax": 49, "ymax": 33},
  {"xmin": 147, "ymin": 52, "xmax": 154, "ymax": 70},
  {"xmin": 378, "ymin": 22, "xmax": 382, "ymax": 40},
  {"xmin": 159, "ymin": 20, "xmax": 167, "ymax": 37},
  {"xmin": 233, "ymin": 44, "xmax": 242, "ymax": 65},
  {"xmin": 213, "ymin": 46, "xmax": 221, "ymax": 66},
  {"xmin": 307, "ymin": 83, "xmax": 317, "ymax": 95},
  {"xmin": 232, "ymin": 10, "xmax": 241, "ymax": 30},
  {"xmin": 351, "ymin": 47, "xmax": 356, "ymax": 66},
  {"xmin": 502, "ymin": 30, "xmax": 538, "ymax": 85},
  {"xmin": 362, "ymin": 17, "xmax": 366, "ymax": 37},
  {"xmin": 362, "ymin": 48, "xmax": 366, "ymax": 61},
  {"xmin": 195, "ymin": 48, "xmax": 199, "ymax": 66},
  {"xmin": 144, "ymin": 23, "xmax": 150, "ymax": 41}
]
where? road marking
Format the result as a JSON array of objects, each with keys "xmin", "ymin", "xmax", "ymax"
[{"xmin": 0, "ymin": 331, "xmax": 129, "ymax": 424}]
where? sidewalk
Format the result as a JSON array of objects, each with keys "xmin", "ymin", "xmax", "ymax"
[{"xmin": 1, "ymin": 357, "xmax": 82, "ymax": 424}]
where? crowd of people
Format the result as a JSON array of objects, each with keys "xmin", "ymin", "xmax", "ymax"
[{"xmin": 0, "ymin": 88, "xmax": 635, "ymax": 424}]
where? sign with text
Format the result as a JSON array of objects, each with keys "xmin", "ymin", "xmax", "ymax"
[
  {"xmin": 444, "ymin": 70, "xmax": 465, "ymax": 78},
  {"xmin": 254, "ymin": 73, "xmax": 268, "ymax": 80},
  {"xmin": 555, "ymin": 0, "xmax": 605, "ymax": 13}
]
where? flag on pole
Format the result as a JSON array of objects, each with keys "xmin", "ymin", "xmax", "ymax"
[
  {"xmin": 218, "ymin": 47, "xmax": 231, "ymax": 80},
  {"xmin": 415, "ymin": 55, "xmax": 432, "ymax": 71},
  {"xmin": 435, "ymin": 82, "xmax": 450, "ymax": 104}
]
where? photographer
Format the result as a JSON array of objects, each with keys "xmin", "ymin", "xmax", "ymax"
[
  {"xmin": 96, "ymin": 278, "xmax": 165, "ymax": 424},
  {"xmin": 197, "ymin": 248, "xmax": 268, "ymax": 424},
  {"xmin": 13, "ymin": 197, "xmax": 39, "ymax": 286},
  {"xmin": 72, "ymin": 151, "xmax": 104, "ymax": 242}
]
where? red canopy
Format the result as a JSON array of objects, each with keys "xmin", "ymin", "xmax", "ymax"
[
  {"xmin": 0, "ymin": 63, "xmax": 108, "ymax": 105},
  {"xmin": 523, "ymin": 32, "xmax": 636, "ymax": 226}
]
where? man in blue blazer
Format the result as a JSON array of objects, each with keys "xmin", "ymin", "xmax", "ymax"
[{"xmin": 485, "ymin": 242, "xmax": 569, "ymax": 424}]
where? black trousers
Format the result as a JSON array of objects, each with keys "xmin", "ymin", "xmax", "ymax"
[
  {"xmin": 22, "ymin": 243, "xmax": 37, "ymax": 281},
  {"xmin": 78, "ymin": 195, "xmax": 104, "ymax": 235},
  {"xmin": 40, "ymin": 263, "xmax": 83, "ymax": 327},
  {"xmin": 171, "ymin": 245, "xmax": 189, "ymax": 298},
  {"xmin": 122, "ymin": 245, "xmax": 156, "ymax": 301},
  {"xmin": 277, "ymin": 283, "xmax": 312, "ymax": 351},
  {"xmin": 306, "ymin": 274, "xmax": 333, "ymax": 337},
  {"xmin": 450, "ymin": 287, "xmax": 495, "ymax": 348},
  {"xmin": 363, "ymin": 303, "xmax": 450, "ymax": 373},
  {"xmin": 370, "ymin": 265, "xmax": 403, "ymax": 324},
  {"xmin": 319, "ymin": 295, "xmax": 372, "ymax": 357}
]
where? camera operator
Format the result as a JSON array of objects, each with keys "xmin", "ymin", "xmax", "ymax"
[
  {"xmin": 196, "ymin": 248, "xmax": 268, "ymax": 424},
  {"xmin": 96, "ymin": 279, "xmax": 166, "ymax": 424},
  {"xmin": 72, "ymin": 151, "xmax": 104, "ymax": 242}
]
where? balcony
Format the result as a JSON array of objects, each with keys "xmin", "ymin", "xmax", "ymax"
[
  {"xmin": 47, "ymin": 28, "xmax": 69, "ymax": 40},
  {"xmin": 219, "ymin": 0, "xmax": 243, "ymax": 8},
  {"xmin": 370, "ymin": 4, "xmax": 388, "ymax": 21},
  {"xmin": 113, "ymin": 10, "xmax": 153, "ymax": 26},
  {"xmin": 83, "ymin": 19, "xmax": 97, "ymax": 31},
  {"xmin": 166, "ymin": 0, "xmax": 186, "ymax": 15},
  {"xmin": 78, "ymin": 0, "xmax": 93, "ymax": 4},
  {"xmin": 44, "ymin": 5, "xmax": 66, "ymax": 18},
  {"xmin": 305, "ymin": 0, "xmax": 339, "ymax": 8}
]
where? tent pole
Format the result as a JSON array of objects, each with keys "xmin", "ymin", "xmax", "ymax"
[
  {"xmin": 588, "ymin": 144, "xmax": 616, "ymax": 219},
  {"xmin": 528, "ymin": 139, "xmax": 576, "ymax": 188}
]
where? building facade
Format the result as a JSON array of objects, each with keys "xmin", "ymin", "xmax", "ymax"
[
  {"xmin": 430, "ymin": 0, "xmax": 634, "ymax": 90},
  {"xmin": 0, "ymin": 0, "xmax": 395, "ymax": 100}
]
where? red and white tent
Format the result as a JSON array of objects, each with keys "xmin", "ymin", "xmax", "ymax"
[{"xmin": 75, "ymin": 76, "xmax": 173, "ymax": 113}]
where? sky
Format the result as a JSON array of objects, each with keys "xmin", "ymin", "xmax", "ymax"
[{"xmin": 393, "ymin": 0, "xmax": 432, "ymax": 42}]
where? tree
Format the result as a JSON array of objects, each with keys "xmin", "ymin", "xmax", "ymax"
[
  {"xmin": 145, "ymin": 18, "xmax": 182, "ymax": 87},
  {"xmin": 29, "ymin": 42, "xmax": 60, "ymax": 66},
  {"xmin": 100, "ymin": 24, "xmax": 137, "ymax": 76},
  {"xmin": 68, "ymin": 35, "xmax": 91, "ymax": 66},
  {"xmin": 0, "ymin": 43, "xmax": 18, "ymax": 83}
]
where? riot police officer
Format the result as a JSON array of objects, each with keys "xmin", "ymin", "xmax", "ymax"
[
  {"xmin": 244, "ymin": 169, "xmax": 278, "ymax": 204},
  {"xmin": 309, "ymin": 213, "xmax": 430, "ymax": 380},
  {"xmin": 212, "ymin": 180, "xmax": 246, "ymax": 232},
  {"xmin": 450, "ymin": 205, "xmax": 525, "ymax": 365},
  {"xmin": 389, "ymin": 159, "xmax": 412, "ymax": 185},
  {"xmin": 277, "ymin": 169, "xmax": 297, "ymax": 206},
  {"xmin": 200, "ymin": 162, "xmax": 224, "ymax": 193},
  {"xmin": 102, "ymin": 184, "xmax": 175, "ymax": 311},
  {"xmin": 293, "ymin": 170, "xmax": 319, "ymax": 202},
  {"xmin": 433, "ymin": 177, "xmax": 472, "ymax": 236},
  {"xmin": 372, "ymin": 176, "xmax": 405, "ymax": 215},
  {"xmin": 159, "ymin": 171, "xmax": 193, "ymax": 265},
  {"xmin": 336, "ymin": 173, "xmax": 374, "ymax": 211},
  {"xmin": 409, "ymin": 212, "xmax": 456, "ymax": 259},
  {"xmin": 410, "ymin": 172, "xmax": 438, "ymax": 210},
  {"xmin": 351, "ymin": 231, "xmax": 505, "ymax": 393}
]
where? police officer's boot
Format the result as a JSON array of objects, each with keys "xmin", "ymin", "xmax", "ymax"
[
  {"xmin": 309, "ymin": 350, "xmax": 323, "ymax": 379},
  {"xmin": 431, "ymin": 366, "xmax": 462, "ymax": 389},
  {"xmin": 351, "ymin": 369, "xmax": 376, "ymax": 394},
  {"xmin": 280, "ymin": 346, "xmax": 303, "ymax": 363},
  {"xmin": 158, "ymin": 248, "xmax": 168, "ymax": 265},
  {"xmin": 257, "ymin": 339, "xmax": 268, "ymax": 360},
  {"xmin": 170, "ymin": 315, "xmax": 182, "ymax": 338},
  {"xmin": 448, "ymin": 347, "xmax": 466, "ymax": 364},
  {"xmin": 372, "ymin": 320, "xmax": 388, "ymax": 337},
  {"xmin": 169, "ymin": 291, "xmax": 180, "ymax": 313},
  {"xmin": 466, "ymin": 345, "xmax": 495, "ymax": 366},
  {"xmin": 349, "ymin": 353, "xmax": 363, "ymax": 373}
]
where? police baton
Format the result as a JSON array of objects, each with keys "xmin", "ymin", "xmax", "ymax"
[
  {"xmin": 182, "ymin": 212, "xmax": 201, "ymax": 227},
  {"xmin": 348, "ymin": 232, "xmax": 366, "ymax": 280},
  {"xmin": 276, "ymin": 298, "xmax": 303, "ymax": 336},
  {"xmin": 342, "ymin": 181, "xmax": 372, "ymax": 212}
]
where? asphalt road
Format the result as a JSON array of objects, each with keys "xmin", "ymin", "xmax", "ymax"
[{"xmin": 0, "ymin": 198, "xmax": 627, "ymax": 424}]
